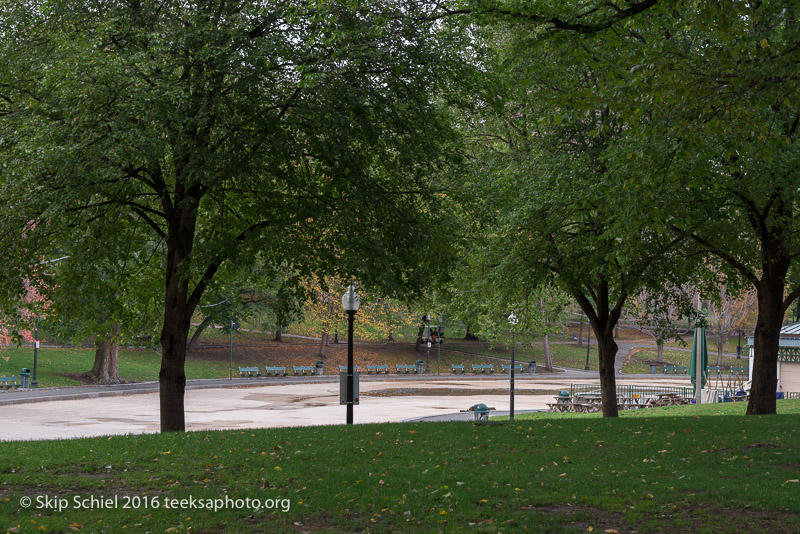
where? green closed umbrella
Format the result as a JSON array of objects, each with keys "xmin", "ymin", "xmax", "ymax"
[{"xmin": 689, "ymin": 320, "xmax": 708, "ymax": 389}]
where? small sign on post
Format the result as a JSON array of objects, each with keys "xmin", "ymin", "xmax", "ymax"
[{"xmin": 340, "ymin": 371, "xmax": 360, "ymax": 405}]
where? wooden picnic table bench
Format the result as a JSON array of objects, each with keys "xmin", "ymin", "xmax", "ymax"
[
  {"xmin": 451, "ymin": 364, "xmax": 465, "ymax": 374},
  {"xmin": 367, "ymin": 365, "xmax": 389, "ymax": 374},
  {"xmin": 293, "ymin": 366, "xmax": 315, "ymax": 375},
  {"xmin": 238, "ymin": 366, "xmax": 260, "ymax": 377},
  {"xmin": 471, "ymin": 364, "xmax": 494, "ymax": 374},
  {"xmin": 0, "ymin": 376, "xmax": 19, "ymax": 389},
  {"xmin": 664, "ymin": 366, "xmax": 687, "ymax": 374},
  {"xmin": 263, "ymin": 366, "xmax": 288, "ymax": 376},
  {"xmin": 395, "ymin": 364, "xmax": 418, "ymax": 374}
]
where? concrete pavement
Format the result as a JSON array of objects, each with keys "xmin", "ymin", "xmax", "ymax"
[{"xmin": 0, "ymin": 373, "xmax": 694, "ymax": 441}]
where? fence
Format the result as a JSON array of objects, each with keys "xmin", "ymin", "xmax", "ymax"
[
  {"xmin": 570, "ymin": 383, "xmax": 694, "ymax": 398},
  {"xmin": 571, "ymin": 383, "xmax": 800, "ymax": 401}
]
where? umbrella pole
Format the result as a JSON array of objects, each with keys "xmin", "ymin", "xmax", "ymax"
[{"xmin": 694, "ymin": 326, "xmax": 703, "ymax": 405}]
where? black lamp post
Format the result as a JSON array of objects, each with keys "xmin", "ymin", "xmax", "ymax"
[
  {"xmin": 31, "ymin": 314, "xmax": 39, "ymax": 388},
  {"xmin": 342, "ymin": 285, "xmax": 360, "ymax": 425},
  {"xmin": 584, "ymin": 326, "xmax": 591, "ymax": 371},
  {"xmin": 425, "ymin": 314, "xmax": 431, "ymax": 373},
  {"xmin": 736, "ymin": 329, "xmax": 744, "ymax": 359},
  {"xmin": 508, "ymin": 312, "xmax": 519, "ymax": 421}
]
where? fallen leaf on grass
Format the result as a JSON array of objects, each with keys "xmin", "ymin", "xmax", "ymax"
[{"xmin": 781, "ymin": 479, "xmax": 799, "ymax": 486}]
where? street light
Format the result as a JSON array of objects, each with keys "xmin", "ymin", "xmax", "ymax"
[
  {"xmin": 736, "ymin": 329, "xmax": 744, "ymax": 359},
  {"xmin": 341, "ymin": 285, "xmax": 361, "ymax": 425},
  {"xmin": 508, "ymin": 312, "xmax": 519, "ymax": 421},
  {"xmin": 584, "ymin": 325, "xmax": 591, "ymax": 371},
  {"xmin": 31, "ymin": 314, "xmax": 39, "ymax": 388},
  {"xmin": 229, "ymin": 321, "xmax": 239, "ymax": 380},
  {"xmin": 425, "ymin": 314, "xmax": 431, "ymax": 373}
]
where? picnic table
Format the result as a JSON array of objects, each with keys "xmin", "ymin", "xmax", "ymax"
[
  {"xmin": 573, "ymin": 394, "xmax": 603, "ymax": 413},
  {"xmin": 547, "ymin": 395, "xmax": 573, "ymax": 413},
  {"xmin": 650, "ymin": 393, "xmax": 690, "ymax": 407}
]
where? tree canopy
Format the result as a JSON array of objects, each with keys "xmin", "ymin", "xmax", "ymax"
[{"xmin": 0, "ymin": 0, "xmax": 470, "ymax": 431}]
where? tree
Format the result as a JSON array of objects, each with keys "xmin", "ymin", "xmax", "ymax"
[
  {"xmin": 707, "ymin": 284, "xmax": 757, "ymax": 367},
  {"xmin": 298, "ymin": 275, "xmax": 420, "ymax": 353},
  {"xmin": 623, "ymin": 286, "xmax": 691, "ymax": 364},
  {"xmin": 463, "ymin": 0, "xmax": 800, "ymax": 415},
  {"xmin": 456, "ymin": 13, "xmax": 692, "ymax": 416},
  {"xmin": 1, "ymin": 1, "xmax": 467, "ymax": 431}
]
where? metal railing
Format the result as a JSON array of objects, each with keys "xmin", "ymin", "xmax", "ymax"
[{"xmin": 570, "ymin": 383, "xmax": 694, "ymax": 399}]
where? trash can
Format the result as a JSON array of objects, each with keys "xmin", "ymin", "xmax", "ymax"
[
  {"xmin": 529, "ymin": 360, "xmax": 536, "ymax": 374},
  {"xmin": 20, "ymin": 368, "xmax": 31, "ymax": 389},
  {"xmin": 315, "ymin": 360, "xmax": 324, "ymax": 376},
  {"xmin": 649, "ymin": 363, "xmax": 657, "ymax": 374},
  {"xmin": 416, "ymin": 360, "xmax": 424, "ymax": 374},
  {"xmin": 472, "ymin": 403, "xmax": 489, "ymax": 422}
]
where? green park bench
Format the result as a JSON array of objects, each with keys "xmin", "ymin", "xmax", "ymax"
[
  {"xmin": 293, "ymin": 366, "xmax": 315, "ymax": 376},
  {"xmin": 731, "ymin": 367, "xmax": 747, "ymax": 374},
  {"xmin": 451, "ymin": 364, "xmax": 465, "ymax": 374},
  {"xmin": 263, "ymin": 366, "xmax": 288, "ymax": 377},
  {"xmin": 395, "ymin": 364, "xmax": 418, "ymax": 374},
  {"xmin": 0, "ymin": 376, "xmax": 19, "ymax": 389},
  {"xmin": 664, "ymin": 366, "xmax": 687, "ymax": 374},
  {"xmin": 367, "ymin": 365, "xmax": 389, "ymax": 374},
  {"xmin": 471, "ymin": 364, "xmax": 494, "ymax": 374},
  {"xmin": 501, "ymin": 364, "xmax": 524, "ymax": 373},
  {"xmin": 338, "ymin": 365, "xmax": 360, "ymax": 372},
  {"xmin": 238, "ymin": 367, "xmax": 260, "ymax": 377}
]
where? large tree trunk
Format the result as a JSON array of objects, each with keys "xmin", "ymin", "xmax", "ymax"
[
  {"xmin": 543, "ymin": 333, "xmax": 553, "ymax": 371},
  {"xmin": 747, "ymin": 273, "xmax": 784, "ymax": 415},
  {"xmin": 84, "ymin": 324, "xmax": 123, "ymax": 384},
  {"xmin": 160, "ymin": 297, "xmax": 191, "ymax": 433},
  {"xmin": 317, "ymin": 331, "xmax": 330, "ymax": 358},
  {"xmin": 575, "ymin": 280, "xmax": 623, "ymax": 418},
  {"xmin": 187, "ymin": 314, "xmax": 215, "ymax": 353},
  {"xmin": 657, "ymin": 341, "xmax": 664, "ymax": 363},
  {"xmin": 159, "ymin": 198, "xmax": 200, "ymax": 433},
  {"xmin": 274, "ymin": 328, "xmax": 283, "ymax": 342},
  {"xmin": 596, "ymin": 330, "xmax": 619, "ymax": 418}
]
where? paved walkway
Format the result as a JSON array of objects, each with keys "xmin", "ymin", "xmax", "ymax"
[{"xmin": 0, "ymin": 373, "xmax": 693, "ymax": 441}]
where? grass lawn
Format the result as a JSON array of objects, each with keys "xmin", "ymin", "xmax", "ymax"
[
  {"xmin": 445, "ymin": 341, "xmax": 599, "ymax": 371},
  {"xmin": 623, "ymin": 348, "xmax": 750, "ymax": 376},
  {"xmin": 1, "ymin": 401, "xmax": 798, "ymax": 533},
  {"xmin": 0, "ymin": 346, "xmax": 239, "ymax": 388}
]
